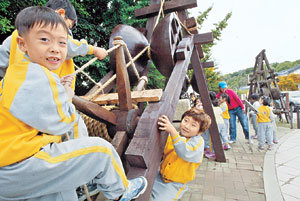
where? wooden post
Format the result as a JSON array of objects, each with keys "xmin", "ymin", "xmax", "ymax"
[
  {"xmin": 126, "ymin": 36, "xmax": 195, "ymax": 201},
  {"xmin": 114, "ymin": 36, "xmax": 133, "ymax": 111},
  {"xmin": 191, "ymin": 47, "xmax": 226, "ymax": 162}
]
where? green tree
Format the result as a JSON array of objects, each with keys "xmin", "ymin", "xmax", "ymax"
[
  {"xmin": 0, "ymin": 0, "xmax": 231, "ymax": 95},
  {"xmin": 192, "ymin": 7, "xmax": 232, "ymax": 92}
]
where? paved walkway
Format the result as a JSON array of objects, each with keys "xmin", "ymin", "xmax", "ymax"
[
  {"xmin": 95, "ymin": 121, "xmax": 299, "ymax": 201},
  {"xmin": 181, "ymin": 123, "xmax": 299, "ymax": 201},
  {"xmin": 265, "ymin": 129, "xmax": 300, "ymax": 201}
]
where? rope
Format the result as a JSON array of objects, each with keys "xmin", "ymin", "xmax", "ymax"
[
  {"xmin": 75, "ymin": 64, "xmax": 105, "ymax": 94},
  {"xmin": 153, "ymin": 0, "xmax": 165, "ymax": 30},
  {"xmin": 71, "ymin": 44, "xmax": 121, "ymax": 76},
  {"xmin": 123, "ymin": 43, "xmax": 140, "ymax": 80},
  {"xmin": 176, "ymin": 12, "xmax": 193, "ymax": 36},
  {"xmin": 86, "ymin": 45, "xmax": 150, "ymax": 101}
]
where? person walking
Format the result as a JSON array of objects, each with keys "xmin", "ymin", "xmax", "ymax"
[{"xmin": 216, "ymin": 81, "xmax": 249, "ymax": 143}]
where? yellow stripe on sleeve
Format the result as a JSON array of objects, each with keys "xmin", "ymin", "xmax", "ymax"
[
  {"xmin": 186, "ymin": 137, "xmax": 203, "ymax": 151},
  {"xmin": 42, "ymin": 68, "xmax": 76, "ymax": 124}
]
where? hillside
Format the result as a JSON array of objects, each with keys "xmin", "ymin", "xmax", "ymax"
[{"xmin": 224, "ymin": 59, "xmax": 300, "ymax": 91}]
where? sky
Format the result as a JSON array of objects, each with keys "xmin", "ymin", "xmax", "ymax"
[{"xmin": 189, "ymin": 0, "xmax": 300, "ymax": 75}]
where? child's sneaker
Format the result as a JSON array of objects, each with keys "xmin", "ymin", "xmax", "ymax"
[
  {"xmin": 228, "ymin": 140, "xmax": 236, "ymax": 144},
  {"xmin": 251, "ymin": 135, "xmax": 257, "ymax": 139},
  {"xmin": 120, "ymin": 176, "xmax": 147, "ymax": 201},
  {"xmin": 258, "ymin": 146, "xmax": 264, "ymax": 150},
  {"xmin": 204, "ymin": 148, "xmax": 210, "ymax": 155},
  {"xmin": 223, "ymin": 144, "xmax": 231, "ymax": 150},
  {"xmin": 205, "ymin": 152, "xmax": 216, "ymax": 160},
  {"xmin": 273, "ymin": 140, "xmax": 278, "ymax": 144}
]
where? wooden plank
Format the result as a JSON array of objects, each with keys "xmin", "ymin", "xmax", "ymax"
[
  {"xmin": 72, "ymin": 95, "xmax": 117, "ymax": 125},
  {"xmin": 88, "ymin": 89, "xmax": 163, "ymax": 105},
  {"xmin": 191, "ymin": 46, "xmax": 226, "ymax": 162},
  {"xmin": 135, "ymin": 0, "xmax": 197, "ymax": 19},
  {"xmin": 126, "ymin": 36, "xmax": 194, "ymax": 201},
  {"xmin": 194, "ymin": 32, "xmax": 214, "ymax": 45}
]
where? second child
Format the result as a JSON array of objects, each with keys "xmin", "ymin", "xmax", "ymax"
[{"xmin": 151, "ymin": 108, "xmax": 211, "ymax": 201}]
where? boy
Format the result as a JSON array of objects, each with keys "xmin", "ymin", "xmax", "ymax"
[
  {"xmin": 257, "ymin": 96, "xmax": 274, "ymax": 150},
  {"xmin": 151, "ymin": 108, "xmax": 211, "ymax": 201},
  {"xmin": 249, "ymin": 93, "xmax": 260, "ymax": 139},
  {"xmin": 0, "ymin": 0, "xmax": 107, "ymax": 90},
  {"xmin": 216, "ymin": 81, "xmax": 250, "ymax": 143},
  {"xmin": 0, "ymin": 6, "xmax": 146, "ymax": 201}
]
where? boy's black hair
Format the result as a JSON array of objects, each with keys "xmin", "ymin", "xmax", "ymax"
[
  {"xmin": 220, "ymin": 93, "xmax": 231, "ymax": 105},
  {"xmin": 261, "ymin": 96, "xmax": 271, "ymax": 106},
  {"xmin": 209, "ymin": 91, "xmax": 216, "ymax": 101},
  {"xmin": 46, "ymin": 0, "xmax": 77, "ymax": 25},
  {"xmin": 250, "ymin": 93, "xmax": 259, "ymax": 101},
  {"xmin": 15, "ymin": 6, "xmax": 69, "ymax": 36},
  {"xmin": 193, "ymin": 97, "xmax": 201, "ymax": 105}
]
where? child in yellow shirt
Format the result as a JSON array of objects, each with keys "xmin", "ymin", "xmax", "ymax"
[
  {"xmin": 151, "ymin": 108, "xmax": 211, "ymax": 201},
  {"xmin": 257, "ymin": 96, "xmax": 274, "ymax": 150}
]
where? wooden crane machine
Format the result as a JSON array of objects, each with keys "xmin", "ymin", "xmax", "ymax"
[{"xmin": 73, "ymin": 0, "xmax": 226, "ymax": 200}]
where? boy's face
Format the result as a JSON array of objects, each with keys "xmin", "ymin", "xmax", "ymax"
[
  {"xmin": 17, "ymin": 23, "xmax": 68, "ymax": 71},
  {"xmin": 219, "ymin": 87, "xmax": 226, "ymax": 93},
  {"xmin": 180, "ymin": 115, "xmax": 200, "ymax": 138}
]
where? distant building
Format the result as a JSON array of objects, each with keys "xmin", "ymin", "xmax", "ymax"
[{"xmin": 276, "ymin": 64, "xmax": 300, "ymax": 76}]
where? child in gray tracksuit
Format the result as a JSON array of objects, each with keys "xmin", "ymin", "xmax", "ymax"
[
  {"xmin": 0, "ymin": 6, "xmax": 147, "ymax": 201},
  {"xmin": 0, "ymin": 0, "xmax": 107, "ymax": 86}
]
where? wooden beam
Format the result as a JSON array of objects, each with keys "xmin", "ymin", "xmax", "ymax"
[
  {"xmin": 189, "ymin": 61, "xmax": 214, "ymax": 69},
  {"xmin": 135, "ymin": 0, "xmax": 197, "ymax": 19},
  {"xmin": 191, "ymin": 46, "xmax": 226, "ymax": 162},
  {"xmin": 111, "ymin": 131, "xmax": 128, "ymax": 156},
  {"xmin": 89, "ymin": 89, "xmax": 163, "ymax": 105},
  {"xmin": 114, "ymin": 37, "xmax": 133, "ymax": 111},
  {"xmin": 126, "ymin": 36, "xmax": 194, "ymax": 201},
  {"xmin": 194, "ymin": 32, "xmax": 214, "ymax": 45},
  {"xmin": 72, "ymin": 96, "xmax": 117, "ymax": 125}
]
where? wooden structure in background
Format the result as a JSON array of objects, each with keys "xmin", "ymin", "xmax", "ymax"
[{"xmin": 248, "ymin": 49, "xmax": 291, "ymax": 125}]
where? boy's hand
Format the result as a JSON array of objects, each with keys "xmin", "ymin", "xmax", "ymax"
[
  {"xmin": 60, "ymin": 75, "xmax": 74, "ymax": 87},
  {"xmin": 61, "ymin": 75, "xmax": 75, "ymax": 100},
  {"xmin": 93, "ymin": 47, "xmax": 108, "ymax": 60},
  {"xmin": 157, "ymin": 115, "xmax": 177, "ymax": 136},
  {"xmin": 64, "ymin": 86, "xmax": 75, "ymax": 100}
]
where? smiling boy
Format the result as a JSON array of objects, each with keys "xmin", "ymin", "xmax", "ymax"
[
  {"xmin": 0, "ymin": 6, "xmax": 147, "ymax": 201},
  {"xmin": 151, "ymin": 108, "xmax": 211, "ymax": 201}
]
